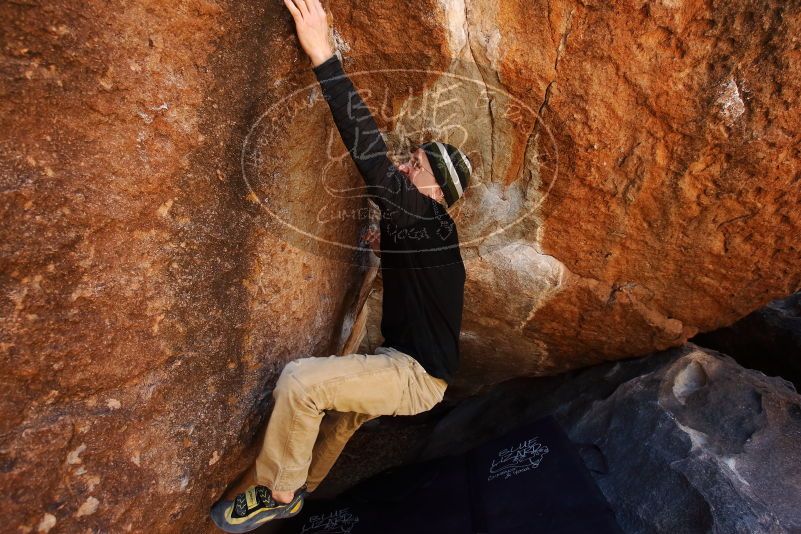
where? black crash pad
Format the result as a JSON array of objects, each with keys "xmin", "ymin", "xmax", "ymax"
[{"xmin": 263, "ymin": 415, "xmax": 621, "ymax": 534}]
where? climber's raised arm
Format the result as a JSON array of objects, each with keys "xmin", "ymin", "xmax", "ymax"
[{"xmin": 283, "ymin": 0, "xmax": 431, "ymax": 224}]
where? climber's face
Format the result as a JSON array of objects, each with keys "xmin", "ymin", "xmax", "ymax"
[{"xmin": 397, "ymin": 147, "xmax": 444, "ymax": 203}]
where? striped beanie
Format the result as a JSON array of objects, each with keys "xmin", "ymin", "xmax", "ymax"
[{"xmin": 419, "ymin": 141, "xmax": 472, "ymax": 207}]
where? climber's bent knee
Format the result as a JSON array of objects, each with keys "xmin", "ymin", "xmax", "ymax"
[{"xmin": 273, "ymin": 360, "xmax": 310, "ymax": 399}]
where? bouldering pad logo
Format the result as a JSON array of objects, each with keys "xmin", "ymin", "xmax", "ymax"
[
  {"xmin": 241, "ymin": 54, "xmax": 559, "ymax": 265},
  {"xmin": 300, "ymin": 507, "xmax": 360, "ymax": 533},
  {"xmin": 487, "ymin": 436, "xmax": 550, "ymax": 481}
]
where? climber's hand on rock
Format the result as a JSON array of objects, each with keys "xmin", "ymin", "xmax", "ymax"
[{"xmin": 283, "ymin": 0, "xmax": 334, "ymax": 67}]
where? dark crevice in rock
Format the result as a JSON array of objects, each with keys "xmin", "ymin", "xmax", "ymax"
[
  {"xmin": 463, "ymin": 0, "xmax": 495, "ymax": 184},
  {"xmin": 692, "ymin": 291, "xmax": 801, "ymax": 391}
]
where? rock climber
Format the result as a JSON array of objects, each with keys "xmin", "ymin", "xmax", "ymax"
[{"xmin": 211, "ymin": 0, "xmax": 472, "ymax": 530}]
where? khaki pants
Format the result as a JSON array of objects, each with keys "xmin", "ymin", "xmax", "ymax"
[{"xmin": 255, "ymin": 346, "xmax": 448, "ymax": 493}]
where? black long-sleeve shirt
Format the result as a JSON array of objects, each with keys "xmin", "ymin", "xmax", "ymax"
[{"xmin": 312, "ymin": 53, "xmax": 465, "ymax": 383}]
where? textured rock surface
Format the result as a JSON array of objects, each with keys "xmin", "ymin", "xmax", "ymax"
[
  {"xmin": 421, "ymin": 344, "xmax": 801, "ymax": 533},
  {"xmin": 355, "ymin": 0, "xmax": 801, "ymax": 387},
  {"xmin": 515, "ymin": 0, "xmax": 801, "ymax": 381},
  {"xmin": 693, "ymin": 291, "xmax": 801, "ymax": 390},
  {"xmin": 2, "ymin": 0, "xmax": 801, "ymax": 532},
  {"xmin": 0, "ymin": 0, "xmax": 421, "ymax": 531}
]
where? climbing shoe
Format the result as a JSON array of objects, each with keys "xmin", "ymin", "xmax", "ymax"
[{"xmin": 210, "ymin": 484, "xmax": 307, "ymax": 533}]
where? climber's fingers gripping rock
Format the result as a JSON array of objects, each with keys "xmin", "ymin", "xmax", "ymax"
[{"xmin": 283, "ymin": 0, "xmax": 335, "ymax": 67}]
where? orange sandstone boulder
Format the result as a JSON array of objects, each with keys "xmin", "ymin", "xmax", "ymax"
[
  {"xmin": 0, "ymin": 0, "xmax": 442, "ymax": 531},
  {"xmin": 1, "ymin": 0, "xmax": 800, "ymax": 532},
  {"xmin": 357, "ymin": 0, "xmax": 801, "ymax": 387}
]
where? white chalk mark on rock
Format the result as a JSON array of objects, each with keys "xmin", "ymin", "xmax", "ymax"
[
  {"xmin": 674, "ymin": 419, "xmax": 708, "ymax": 452},
  {"xmin": 66, "ymin": 443, "xmax": 86, "ymax": 465},
  {"xmin": 37, "ymin": 513, "xmax": 56, "ymax": 533},
  {"xmin": 332, "ymin": 28, "xmax": 350, "ymax": 53},
  {"xmin": 75, "ymin": 496, "xmax": 99, "ymax": 517},
  {"xmin": 722, "ymin": 456, "xmax": 751, "ymax": 487},
  {"xmin": 717, "ymin": 78, "xmax": 745, "ymax": 125}
]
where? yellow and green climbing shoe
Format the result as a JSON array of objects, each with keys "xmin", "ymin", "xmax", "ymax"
[{"xmin": 210, "ymin": 484, "xmax": 306, "ymax": 533}]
